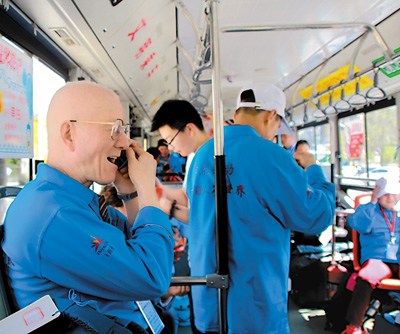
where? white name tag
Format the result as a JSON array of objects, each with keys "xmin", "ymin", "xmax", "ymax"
[
  {"xmin": 386, "ymin": 242, "xmax": 398, "ymax": 260},
  {"xmin": 136, "ymin": 300, "xmax": 164, "ymax": 334},
  {"xmin": 0, "ymin": 295, "xmax": 60, "ymax": 333}
]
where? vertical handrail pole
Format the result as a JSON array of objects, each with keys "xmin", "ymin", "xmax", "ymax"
[{"xmin": 209, "ymin": 1, "xmax": 229, "ymax": 333}]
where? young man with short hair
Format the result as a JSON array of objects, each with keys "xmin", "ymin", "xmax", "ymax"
[{"xmin": 151, "ymin": 99, "xmax": 210, "ymax": 223}]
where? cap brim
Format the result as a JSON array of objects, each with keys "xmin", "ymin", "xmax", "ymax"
[{"xmin": 277, "ymin": 117, "xmax": 293, "ymax": 135}]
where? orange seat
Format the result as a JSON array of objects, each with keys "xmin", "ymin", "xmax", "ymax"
[{"xmin": 352, "ymin": 193, "xmax": 400, "ymax": 291}]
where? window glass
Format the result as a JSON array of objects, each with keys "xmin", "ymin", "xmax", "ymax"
[
  {"xmin": 32, "ymin": 58, "xmax": 65, "ymax": 160},
  {"xmin": 365, "ymin": 105, "xmax": 398, "ymax": 181},
  {"xmin": 339, "ymin": 113, "xmax": 366, "ymax": 186},
  {"xmin": 297, "ymin": 128, "xmax": 315, "ymax": 154},
  {"xmin": 315, "ymin": 123, "xmax": 331, "ymax": 180},
  {"xmin": 315, "ymin": 123, "xmax": 331, "ymax": 164},
  {"xmin": 3, "ymin": 56, "xmax": 65, "ymax": 186}
]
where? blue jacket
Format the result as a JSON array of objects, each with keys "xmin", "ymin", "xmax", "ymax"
[
  {"xmin": 186, "ymin": 125, "xmax": 335, "ymax": 334},
  {"xmin": 348, "ymin": 202, "xmax": 400, "ymax": 265},
  {"xmin": 2, "ymin": 164, "xmax": 174, "ymax": 329}
]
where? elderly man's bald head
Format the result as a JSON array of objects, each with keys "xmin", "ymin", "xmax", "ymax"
[
  {"xmin": 46, "ymin": 82, "xmax": 126, "ymax": 170},
  {"xmin": 47, "ymin": 81, "xmax": 121, "ymax": 135}
]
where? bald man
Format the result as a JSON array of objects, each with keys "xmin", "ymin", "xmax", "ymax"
[{"xmin": 2, "ymin": 82, "xmax": 174, "ymax": 332}]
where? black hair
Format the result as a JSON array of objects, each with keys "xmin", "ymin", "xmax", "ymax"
[
  {"xmin": 146, "ymin": 146, "xmax": 161, "ymax": 160},
  {"xmin": 157, "ymin": 139, "xmax": 168, "ymax": 148},
  {"xmin": 240, "ymin": 89, "xmax": 256, "ymax": 102},
  {"xmin": 151, "ymin": 99, "xmax": 205, "ymax": 132},
  {"xmin": 295, "ymin": 139, "xmax": 310, "ymax": 151}
]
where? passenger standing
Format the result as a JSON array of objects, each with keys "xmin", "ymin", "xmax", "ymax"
[
  {"xmin": 186, "ymin": 83, "xmax": 336, "ymax": 333},
  {"xmin": 157, "ymin": 139, "xmax": 186, "ymax": 182},
  {"xmin": 295, "ymin": 139, "xmax": 310, "ymax": 154},
  {"xmin": 151, "ymin": 99, "xmax": 210, "ymax": 223},
  {"xmin": 281, "ymin": 133, "xmax": 297, "ymax": 154},
  {"xmin": 2, "ymin": 81, "xmax": 174, "ymax": 332},
  {"xmin": 344, "ymin": 177, "xmax": 400, "ymax": 334}
]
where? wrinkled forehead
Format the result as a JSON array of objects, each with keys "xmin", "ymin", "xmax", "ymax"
[
  {"xmin": 91, "ymin": 88, "xmax": 126, "ymax": 120},
  {"xmin": 54, "ymin": 82, "xmax": 126, "ymax": 121}
]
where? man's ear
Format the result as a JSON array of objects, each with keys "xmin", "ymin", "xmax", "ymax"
[
  {"xmin": 268, "ymin": 109, "xmax": 278, "ymax": 120},
  {"xmin": 185, "ymin": 123, "xmax": 196, "ymax": 136},
  {"xmin": 60, "ymin": 121, "xmax": 75, "ymax": 151},
  {"xmin": 233, "ymin": 110, "xmax": 239, "ymax": 123}
]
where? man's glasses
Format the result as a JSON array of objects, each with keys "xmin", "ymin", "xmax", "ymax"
[
  {"xmin": 166, "ymin": 125, "xmax": 186, "ymax": 146},
  {"xmin": 69, "ymin": 118, "xmax": 130, "ymax": 140}
]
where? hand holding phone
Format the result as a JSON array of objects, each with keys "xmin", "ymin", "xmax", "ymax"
[{"xmin": 115, "ymin": 150, "xmax": 128, "ymax": 170}]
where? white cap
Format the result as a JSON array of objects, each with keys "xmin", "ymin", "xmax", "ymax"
[
  {"xmin": 375, "ymin": 177, "xmax": 400, "ymax": 198},
  {"xmin": 236, "ymin": 82, "xmax": 292, "ymax": 135}
]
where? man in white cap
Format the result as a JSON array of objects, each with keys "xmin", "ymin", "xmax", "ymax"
[
  {"xmin": 344, "ymin": 177, "xmax": 400, "ymax": 334},
  {"xmin": 186, "ymin": 82, "xmax": 336, "ymax": 333}
]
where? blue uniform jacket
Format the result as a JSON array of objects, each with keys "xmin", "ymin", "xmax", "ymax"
[
  {"xmin": 2, "ymin": 164, "xmax": 174, "ymax": 329},
  {"xmin": 186, "ymin": 125, "xmax": 335, "ymax": 334},
  {"xmin": 348, "ymin": 202, "xmax": 400, "ymax": 265}
]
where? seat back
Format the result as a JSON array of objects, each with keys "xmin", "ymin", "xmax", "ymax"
[
  {"xmin": 351, "ymin": 193, "xmax": 372, "ymax": 272},
  {"xmin": 351, "ymin": 192, "xmax": 400, "ymax": 291},
  {"xmin": 0, "ymin": 186, "xmax": 21, "ymax": 321}
]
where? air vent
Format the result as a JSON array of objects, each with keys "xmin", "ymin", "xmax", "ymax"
[{"xmin": 50, "ymin": 27, "xmax": 79, "ymax": 46}]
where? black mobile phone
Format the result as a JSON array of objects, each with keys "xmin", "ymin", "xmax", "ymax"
[{"xmin": 115, "ymin": 150, "xmax": 128, "ymax": 170}]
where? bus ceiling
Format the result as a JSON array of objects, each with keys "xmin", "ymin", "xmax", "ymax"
[{"xmin": 1, "ymin": 0, "xmax": 399, "ymax": 129}]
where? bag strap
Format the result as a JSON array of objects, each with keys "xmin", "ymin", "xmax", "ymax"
[{"xmin": 53, "ymin": 298, "xmax": 135, "ymax": 334}]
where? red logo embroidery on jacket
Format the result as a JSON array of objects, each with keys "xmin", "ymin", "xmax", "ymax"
[
  {"xmin": 91, "ymin": 236, "xmax": 114, "ymax": 256},
  {"xmin": 237, "ymin": 185, "xmax": 245, "ymax": 197}
]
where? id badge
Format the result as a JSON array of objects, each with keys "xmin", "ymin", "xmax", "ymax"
[
  {"xmin": 386, "ymin": 242, "xmax": 398, "ymax": 260},
  {"xmin": 136, "ymin": 300, "xmax": 164, "ymax": 334}
]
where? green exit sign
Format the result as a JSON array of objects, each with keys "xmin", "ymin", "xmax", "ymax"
[{"xmin": 372, "ymin": 47, "xmax": 400, "ymax": 78}]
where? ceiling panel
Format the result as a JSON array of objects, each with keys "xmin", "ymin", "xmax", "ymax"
[{"xmin": 6, "ymin": 0, "xmax": 400, "ymax": 128}]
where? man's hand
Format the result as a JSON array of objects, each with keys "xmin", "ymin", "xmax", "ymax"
[
  {"xmin": 293, "ymin": 151, "xmax": 316, "ymax": 170},
  {"xmin": 371, "ymin": 184, "xmax": 380, "ymax": 204}
]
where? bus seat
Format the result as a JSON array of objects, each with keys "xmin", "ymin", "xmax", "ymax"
[
  {"xmin": 0, "ymin": 186, "xmax": 133, "ymax": 333},
  {"xmin": 0, "ymin": 186, "xmax": 22, "ymax": 320},
  {"xmin": 351, "ymin": 193, "xmax": 400, "ymax": 291}
]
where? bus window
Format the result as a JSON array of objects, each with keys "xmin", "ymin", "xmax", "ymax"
[
  {"xmin": 297, "ymin": 127, "xmax": 315, "ymax": 154},
  {"xmin": 2, "ymin": 49, "xmax": 65, "ymax": 187},
  {"xmin": 298, "ymin": 123, "xmax": 331, "ymax": 179},
  {"xmin": 339, "ymin": 113, "xmax": 367, "ymax": 186},
  {"xmin": 315, "ymin": 123, "xmax": 331, "ymax": 177},
  {"xmin": 366, "ymin": 105, "xmax": 398, "ymax": 181}
]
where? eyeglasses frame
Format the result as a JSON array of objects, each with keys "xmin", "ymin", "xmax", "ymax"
[
  {"xmin": 166, "ymin": 124, "xmax": 186, "ymax": 146},
  {"xmin": 69, "ymin": 118, "xmax": 130, "ymax": 140}
]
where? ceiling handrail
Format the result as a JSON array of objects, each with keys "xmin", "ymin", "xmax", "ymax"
[
  {"xmin": 289, "ymin": 52, "xmax": 400, "ymax": 112},
  {"xmin": 221, "ymin": 22, "xmax": 393, "ymax": 63}
]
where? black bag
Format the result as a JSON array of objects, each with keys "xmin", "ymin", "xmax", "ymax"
[
  {"xmin": 324, "ymin": 272, "xmax": 353, "ymax": 332},
  {"xmin": 290, "ymin": 254, "xmax": 328, "ymax": 308}
]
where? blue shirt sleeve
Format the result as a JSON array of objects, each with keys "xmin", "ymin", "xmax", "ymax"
[
  {"xmin": 348, "ymin": 202, "xmax": 375, "ymax": 234},
  {"xmin": 40, "ymin": 206, "xmax": 174, "ymax": 301}
]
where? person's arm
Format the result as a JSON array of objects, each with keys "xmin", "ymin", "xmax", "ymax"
[
  {"xmin": 348, "ymin": 183, "xmax": 380, "ymax": 234},
  {"xmin": 114, "ymin": 141, "xmax": 161, "ymax": 225},
  {"xmin": 159, "ymin": 196, "xmax": 189, "ymax": 223},
  {"xmin": 348, "ymin": 203, "xmax": 376, "ymax": 234},
  {"xmin": 266, "ymin": 147, "xmax": 336, "ymax": 235},
  {"xmin": 156, "ymin": 179, "xmax": 188, "ymax": 207},
  {"xmin": 40, "ymin": 206, "xmax": 174, "ymax": 301}
]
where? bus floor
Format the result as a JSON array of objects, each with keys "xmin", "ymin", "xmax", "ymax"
[{"xmin": 177, "ymin": 297, "xmax": 329, "ymax": 334}]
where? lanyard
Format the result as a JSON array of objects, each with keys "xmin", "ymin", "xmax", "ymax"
[{"xmin": 380, "ymin": 206, "xmax": 396, "ymax": 235}]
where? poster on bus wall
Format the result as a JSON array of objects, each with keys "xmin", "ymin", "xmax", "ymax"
[
  {"xmin": 0, "ymin": 38, "xmax": 33, "ymax": 158},
  {"xmin": 348, "ymin": 121, "xmax": 365, "ymax": 159}
]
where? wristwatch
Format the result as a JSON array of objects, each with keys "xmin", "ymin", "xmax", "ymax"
[{"xmin": 116, "ymin": 191, "xmax": 138, "ymax": 201}]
